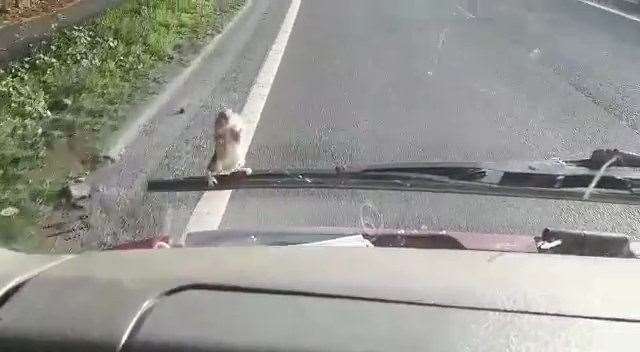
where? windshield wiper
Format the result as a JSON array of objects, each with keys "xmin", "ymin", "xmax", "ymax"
[{"xmin": 147, "ymin": 149, "xmax": 640, "ymax": 205}]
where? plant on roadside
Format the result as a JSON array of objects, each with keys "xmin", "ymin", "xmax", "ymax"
[{"xmin": 0, "ymin": 0, "xmax": 245, "ymax": 250}]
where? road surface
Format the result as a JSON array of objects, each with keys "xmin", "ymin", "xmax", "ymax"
[
  {"xmin": 66, "ymin": 0, "xmax": 640, "ymax": 251},
  {"xmin": 214, "ymin": 0, "xmax": 640, "ymax": 236}
]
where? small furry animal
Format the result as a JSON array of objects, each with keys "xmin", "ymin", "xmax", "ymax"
[{"xmin": 207, "ymin": 108, "xmax": 251, "ymax": 185}]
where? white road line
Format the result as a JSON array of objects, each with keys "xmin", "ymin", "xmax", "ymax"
[
  {"xmin": 182, "ymin": 0, "xmax": 302, "ymax": 240},
  {"xmin": 106, "ymin": 0, "xmax": 253, "ymax": 160},
  {"xmin": 576, "ymin": 0, "xmax": 640, "ymax": 23}
]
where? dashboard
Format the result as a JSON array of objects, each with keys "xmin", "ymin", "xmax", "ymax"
[{"xmin": 0, "ymin": 246, "xmax": 639, "ymax": 351}]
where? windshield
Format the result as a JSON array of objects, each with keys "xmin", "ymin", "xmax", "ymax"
[{"xmin": 2, "ymin": 0, "xmax": 640, "ymax": 253}]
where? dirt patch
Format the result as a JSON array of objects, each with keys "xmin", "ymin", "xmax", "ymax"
[{"xmin": 1, "ymin": 0, "xmax": 81, "ymax": 24}]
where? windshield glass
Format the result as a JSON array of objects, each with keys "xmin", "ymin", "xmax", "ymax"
[{"xmin": 2, "ymin": 0, "xmax": 640, "ymax": 253}]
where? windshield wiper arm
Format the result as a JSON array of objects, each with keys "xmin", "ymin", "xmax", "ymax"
[
  {"xmin": 147, "ymin": 150, "xmax": 640, "ymax": 205},
  {"xmin": 568, "ymin": 149, "xmax": 640, "ymax": 169}
]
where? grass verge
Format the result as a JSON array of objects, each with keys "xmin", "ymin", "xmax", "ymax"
[{"xmin": 0, "ymin": 0, "xmax": 245, "ymax": 250}]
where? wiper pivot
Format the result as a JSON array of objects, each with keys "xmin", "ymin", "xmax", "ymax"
[
  {"xmin": 538, "ymin": 228, "xmax": 639, "ymax": 258},
  {"xmin": 571, "ymin": 149, "xmax": 640, "ymax": 169}
]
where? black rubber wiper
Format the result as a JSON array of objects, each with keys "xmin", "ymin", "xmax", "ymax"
[{"xmin": 147, "ymin": 149, "xmax": 640, "ymax": 205}]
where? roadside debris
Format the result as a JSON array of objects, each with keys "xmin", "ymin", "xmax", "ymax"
[
  {"xmin": 101, "ymin": 155, "xmax": 116, "ymax": 164},
  {"xmin": 44, "ymin": 219, "xmax": 89, "ymax": 238},
  {"xmin": 65, "ymin": 179, "xmax": 90, "ymax": 208},
  {"xmin": 1, "ymin": 206, "xmax": 20, "ymax": 217},
  {"xmin": 529, "ymin": 47, "xmax": 542, "ymax": 61}
]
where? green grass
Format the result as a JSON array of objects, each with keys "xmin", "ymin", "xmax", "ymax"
[{"xmin": 0, "ymin": 0, "xmax": 245, "ymax": 250}]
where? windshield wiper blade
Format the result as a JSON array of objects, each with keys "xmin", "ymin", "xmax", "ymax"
[{"xmin": 147, "ymin": 154, "xmax": 640, "ymax": 205}]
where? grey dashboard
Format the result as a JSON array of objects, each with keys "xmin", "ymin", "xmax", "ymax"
[{"xmin": 0, "ymin": 246, "xmax": 639, "ymax": 351}]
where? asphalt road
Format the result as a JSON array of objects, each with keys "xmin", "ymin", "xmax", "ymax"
[
  {"xmin": 218, "ymin": 0, "xmax": 640, "ymax": 236},
  {"xmin": 65, "ymin": 0, "xmax": 294, "ymax": 250}
]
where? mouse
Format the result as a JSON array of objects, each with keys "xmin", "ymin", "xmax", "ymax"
[{"xmin": 207, "ymin": 108, "xmax": 252, "ymax": 186}]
